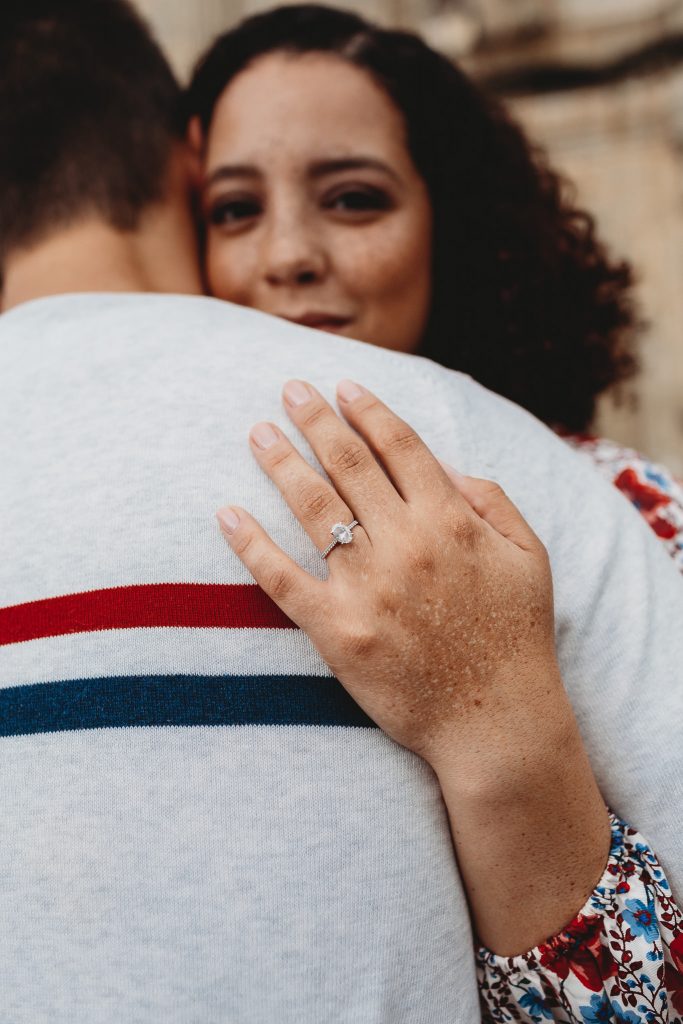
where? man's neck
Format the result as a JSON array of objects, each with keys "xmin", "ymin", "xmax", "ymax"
[{"xmin": 2, "ymin": 216, "xmax": 203, "ymax": 312}]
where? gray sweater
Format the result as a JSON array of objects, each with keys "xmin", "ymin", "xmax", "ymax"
[{"xmin": 1, "ymin": 293, "xmax": 681, "ymax": 1023}]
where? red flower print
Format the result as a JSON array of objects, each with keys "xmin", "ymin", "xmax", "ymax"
[
  {"xmin": 664, "ymin": 933, "xmax": 683, "ymax": 1014},
  {"xmin": 538, "ymin": 914, "xmax": 618, "ymax": 992},
  {"xmin": 615, "ymin": 468, "xmax": 672, "ymax": 513},
  {"xmin": 651, "ymin": 518, "xmax": 678, "ymax": 540},
  {"xmin": 671, "ymin": 933, "xmax": 683, "ymax": 972},
  {"xmin": 614, "ymin": 468, "xmax": 677, "ymax": 540}
]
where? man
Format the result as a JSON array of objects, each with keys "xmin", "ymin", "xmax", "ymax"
[{"xmin": 1, "ymin": 2, "xmax": 681, "ymax": 1021}]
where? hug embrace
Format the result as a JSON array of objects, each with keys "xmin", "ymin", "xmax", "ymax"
[{"xmin": 1, "ymin": 2, "xmax": 682, "ymax": 1021}]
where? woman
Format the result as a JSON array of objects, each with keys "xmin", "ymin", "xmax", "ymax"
[
  {"xmin": 188, "ymin": 3, "xmax": 683, "ymax": 567},
  {"xmin": 216, "ymin": 378, "xmax": 683, "ymax": 1022},
  {"xmin": 188, "ymin": 6, "xmax": 683, "ymax": 1019}
]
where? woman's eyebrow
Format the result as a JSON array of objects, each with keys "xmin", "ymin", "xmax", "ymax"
[
  {"xmin": 204, "ymin": 157, "xmax": 401, "ymax": 188},
  {"xmin": 205, "ymin": 164, "xmax": 262, "ymax": 187},
  {"xmin": 309, "ymin": 157, "xmax": 401, "ymax": 183}
]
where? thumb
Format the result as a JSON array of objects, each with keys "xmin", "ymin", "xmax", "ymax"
[{"xmin": 439, "ymin": 461, "xmax": 540, "ymax": 552}]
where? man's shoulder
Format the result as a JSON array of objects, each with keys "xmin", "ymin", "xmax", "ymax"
[
  {"xmin": 0, "ymin": 290, "xmax": 472, "ymax": 411},
  {"xmin": 0, "ymin": 290, "xmax": 562, "ymax": 470}
]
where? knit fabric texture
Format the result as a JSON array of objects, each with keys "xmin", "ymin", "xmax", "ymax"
[{"xmin": 1, "ymin": 293, "xmax": 682, "ymax": 1023}]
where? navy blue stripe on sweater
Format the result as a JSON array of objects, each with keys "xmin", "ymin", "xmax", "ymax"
[{"xmin": 0, "ymin": 675, "xmax": 377, "ymax": 737}]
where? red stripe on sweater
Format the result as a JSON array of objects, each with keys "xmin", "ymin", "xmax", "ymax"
[{"xmin": 0, "ymin": 584, "xmax": 296, "ymax": 645}]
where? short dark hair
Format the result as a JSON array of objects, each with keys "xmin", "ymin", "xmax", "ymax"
[
  {"xmin": 0, "ymin": 0, "xmax": 182, "ymax": 266},
  {"xmin": 188, "ymin": 4, "xmax": 639, "ymax": 432}
]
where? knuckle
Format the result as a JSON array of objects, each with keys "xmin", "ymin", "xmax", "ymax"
[
  {"xmin": 266, "ymin": 446, "xmax": 294, "ymax": 471},
  {"xmin": 376, "ymin": 586, "xmax": 401, "ymax": 617},
  {"xmin": 489, "ymin": 481, "xmax": 506, "ymax": 499},
  {"xmin": 379, "ymin": 427, "xmax": 421, "ymax": 458},
  {"xmin": 230, "ymin": 527, "xmax": 255, "ymax": 559},
  {"xmin": 327, "ymin": 439, "xmax": 369, "ymax": 475},
  {"xmin": 479, "ymin": 479, "xmax": 505, "ymax": 501},
  {"xmin": 339, "ymin": 625, "xmax": 378, "ymax": 660},
  {"xmin": 299, "ymin": 402, "xmax": 329, "ymax": 430},
  {"xmin": 352, "ymin": 394, "xmax": 382, "ymax": 420},
  {"xmin": 534, "ymin": 539, "xmax": 551, "ymax": 567},
  {"xmin": 448, "ymin": 511, "xmax": 481, "ymax": 549},
  {"xmin": 296, "ymin": 482, "xmax": 338, "ymax": 523},
  {"xmin": 263, "ymin": 565, "xmax": 293, "ymax": 603},
  {"xmin": 406, "ymin": 544, "xmax": 436, "ymax": 576}
]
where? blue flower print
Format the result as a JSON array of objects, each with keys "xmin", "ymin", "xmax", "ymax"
[
  {"xmin": 612, "ymin": 1007, "xmax": 642, "ymax": 1024},
  {"xmin": 580, "ymin": 993, "xmax": 611, "ymax": 1023},
  {"xmin": 623, "ymin": 898, "xmax": 659, "ymax": 941},
  {"xmin": 519, "ymin": 987, "xmax": 553, "ymax": 1020},
  {"xmin": 644, "ymin": 466, "xmax": 669, "ymax": 489},
  {"xmin": 478, "ymin": 814, "xmax": 682, "ymax": 1024},
  {"xmin": 580, "ymin": 993, "xmax": 646, "ymax": 1024}
]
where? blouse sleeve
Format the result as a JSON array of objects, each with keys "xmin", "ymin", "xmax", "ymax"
[
  {"xmin": 477, "ymin": 813, "xmax": 683, "ymax": 1023},
  {"xmin": 561, "ymin": 433, "xmax": 683, "ymax": 575}
]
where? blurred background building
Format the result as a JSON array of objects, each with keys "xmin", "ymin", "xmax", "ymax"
[{"xmin": 134, "ymin": 0, "xmax": 683, "ymax": 472}]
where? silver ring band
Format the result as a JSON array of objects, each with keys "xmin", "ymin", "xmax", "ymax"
[{"xmin": 321, "ymin": 520, "xmax": 359, "ymax": 559}]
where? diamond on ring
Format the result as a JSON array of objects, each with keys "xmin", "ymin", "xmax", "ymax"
[
  {"xmin": 331, "ymin": 523, "xmax": 354, "ymax": 544},
  {"xmin": 321, "ymin": 519, "xmax": 359, "ymax": 559}
]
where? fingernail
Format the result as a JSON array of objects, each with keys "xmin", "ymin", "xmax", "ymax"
[
  {"xmin": 283, "ymin": 380, "xmax": 312, "ymax": 407},
  {"xmin": 250, "ymin": 422, "xmax": 279, "ymax": 450},
  {"xmin": 337, "ymin": 379, "xmax": 365, "ymax": 403},
  {"xmin": 216, "ymin": 507, "xmax": 240, "ymax": 535}
]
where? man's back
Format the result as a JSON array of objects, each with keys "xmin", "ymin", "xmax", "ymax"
[{"xmin": 1, "ymin": 293, "xmax": 681, "ymax": 1023}]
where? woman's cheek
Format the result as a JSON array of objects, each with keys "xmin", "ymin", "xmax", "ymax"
[
  {"xmin": 343, "ymin": 225, "xmax": 431, "ymax": 351},
  {"xmin": 206, "ymin": 237, "xmax": 230, "ymax": 301},
  {"xmin": 206, "ymin": 236, "xmax": 252, "ymax": 305}
]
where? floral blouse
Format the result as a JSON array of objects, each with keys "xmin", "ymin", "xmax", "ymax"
[
  {"xmin": 478, "ymin": 814, "xmax": 683, "ymax": 1023},
  {"xmin": 476, "ymin": 435, "xmax": 683, "ymax": 1021},
  {"xmin": 564, "ymin": 434, "xmax": 683, "ymax": 574}
]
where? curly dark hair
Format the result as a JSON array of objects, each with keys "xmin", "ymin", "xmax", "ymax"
[{"xmin": 187, "ymin": 3, "xmax": 640, "ymax": 432}]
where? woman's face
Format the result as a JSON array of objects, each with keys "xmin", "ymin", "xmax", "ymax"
[{"xmin": 202, "ymin": 52, "xmax": 433, "ymax": 353}]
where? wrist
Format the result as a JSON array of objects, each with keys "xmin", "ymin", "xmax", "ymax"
[
  {"xmin": 426, "ymin": 663, "xmax": 573, "ymax": 795},
  {"xmin": 433, "ymin": 709, "xmax": 587, "ymax": 809},
  {"xmin": 431, "ymin": 700, "xmax": 611, "ymax": 954}
]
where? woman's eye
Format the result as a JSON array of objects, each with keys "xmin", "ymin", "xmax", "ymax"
[
  {"xmin": 208, "ymin": 197, "xmax": 261, "ymax": 227},
  {"xmin": 325, "ymin": 188, "xmax": 391, "ymax": 214}
]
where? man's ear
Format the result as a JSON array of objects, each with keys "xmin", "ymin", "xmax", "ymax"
[
  {"xmin": 185, "ymin": 116, "xmax": 205, "ymax": 192},
  {"xmin": 179, "ymin": 117, "xmax": 202, "ymax": 193},
  {"xmin": 187, "ymin": 115, "xmax": 204, "ymax": 159}
]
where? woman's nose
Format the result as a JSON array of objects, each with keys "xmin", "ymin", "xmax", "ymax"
[
  {"xmin": 266, "ymin": 260, "xmax": 321, "ymax": 286},
  {"xmin": 262, "ymin": 220, "xmax": 328, "ymax": 287}
]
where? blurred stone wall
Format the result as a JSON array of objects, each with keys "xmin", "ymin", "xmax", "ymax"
[
  {"xmin": 133, "ymin": 0, "xmax": 404, "ymax": 77},
  {"xmin": 464, "ymin": 0, "xmax": 683, "ymax": 473},
  {"xmin": 135, "ymin": 0, "xmax": 683, "ymax": 472}
]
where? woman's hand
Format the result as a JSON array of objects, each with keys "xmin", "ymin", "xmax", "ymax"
[
  {"xmin": 217, "ymin": 378, "xmax": 610, "ymax": 954},
  {"xmin": 216, "ymin": 377, "xmax": 560, "ymax": 773}
]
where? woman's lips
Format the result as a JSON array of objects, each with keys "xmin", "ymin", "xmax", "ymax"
[{"xmin": 281, "ymin": 312, "xmax": 353, "ymax": 332}]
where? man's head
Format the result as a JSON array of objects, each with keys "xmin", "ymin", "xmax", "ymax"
[{"xmin": 0, "ymin": 0, "xmax": 189, "ymax": 279}]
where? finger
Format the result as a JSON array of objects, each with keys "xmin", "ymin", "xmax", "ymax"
[
  {"xmin": 216, "ymin": 506, "xmax": 325, "ymax": 627},
  {"xmin": 281, "ymin": 380, "xmax": 400, "ymax": 529},
  {"xmin": 335, "ymin": 379, "xmax": 465, "ymax": 509},
  {"xmin": 440, "ymin": 470, "xmax": 541, "ymax": 552},
  {"xmin": 248, "ymin": 420, "xmax": 371, "ymax": 563}
]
